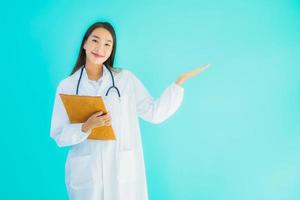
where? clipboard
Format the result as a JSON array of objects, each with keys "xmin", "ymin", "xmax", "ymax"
[{"xmin": 59, "ymin": 94, "xmax": 116, "ymax": 140}]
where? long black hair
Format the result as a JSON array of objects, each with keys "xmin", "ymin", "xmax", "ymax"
[{"xmin": 70, "ymin": 21, "xmax": 117, "ymax": 75}]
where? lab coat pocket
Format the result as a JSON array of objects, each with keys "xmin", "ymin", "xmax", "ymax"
[
  {"xmin": 118, "ymin": 150, "xmax": 137, "ymax": 182},
  {"xmin": 69, "ymin": 155, "xmax": 94, "ymax": 189}
]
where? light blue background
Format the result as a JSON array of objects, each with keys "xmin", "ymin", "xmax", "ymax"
[{"xmin": 1, "ymin": 0, "xmax": 300, "ymax": 199}]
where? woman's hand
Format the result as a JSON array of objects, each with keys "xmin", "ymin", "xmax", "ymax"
[
  {"xmin": 176, "ymin": 64, "xmax": 210, "ymax": 86},
  {"xmin": 81, "ymin": 111, "xmax": 112, "ymax": 133}
]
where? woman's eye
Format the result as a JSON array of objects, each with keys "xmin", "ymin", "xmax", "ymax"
[
  {"xmin": 105, "ymin": 44, "xmax": 111, "ymax": 46},
  {"xmin": 92, "ymin": 39, "xmax": 98, "ymax": 43}
]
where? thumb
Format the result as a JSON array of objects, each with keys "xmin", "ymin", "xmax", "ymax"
[{"xmin": 95, "ymin": 111, "xmax": 103, "ymax": 117}]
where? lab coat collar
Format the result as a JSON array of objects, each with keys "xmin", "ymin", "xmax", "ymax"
[{"xmin": 82, "ymin": 64, "xmax": 109, "ymax": 84}]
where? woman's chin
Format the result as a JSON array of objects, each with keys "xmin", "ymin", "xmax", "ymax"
[{"xmin": 87, "ymin": 57, "xmax": 106, "ymax": 65}]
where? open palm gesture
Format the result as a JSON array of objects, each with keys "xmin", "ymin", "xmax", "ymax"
[{"xmin": 176, "ymin": 64, "xmax": 210, "ymax": 86}]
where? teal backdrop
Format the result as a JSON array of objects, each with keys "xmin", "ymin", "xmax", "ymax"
[{"xmin": 1, "ymin": 0, "xmax": 300, "ymax": 199}]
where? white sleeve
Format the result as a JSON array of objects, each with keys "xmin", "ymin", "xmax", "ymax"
[
  {"xmin": 129, "ymin": 71, "xmax": 185, "ymax": 124},
  {"xmin": 50, "ymin": 82, "xmax": 92, "ymax": 147}
]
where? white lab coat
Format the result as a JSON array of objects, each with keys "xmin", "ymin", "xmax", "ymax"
[{"xmin": 50, "ymin": 65, "xmax": 184, "ymax": 200}]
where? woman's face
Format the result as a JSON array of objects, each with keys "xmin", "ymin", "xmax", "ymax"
[{"xmin": 83, "ymin": 27, "xmax": 114, "ymax": 65}]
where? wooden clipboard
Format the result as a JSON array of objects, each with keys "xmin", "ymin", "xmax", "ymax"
[{"xmin": 59, "ymin": 94, "xmax": 116, "ymax": 140}]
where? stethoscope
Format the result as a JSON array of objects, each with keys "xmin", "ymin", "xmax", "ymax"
[{"xmin": 76, "ymin": 65, "xmax": 121, "ymax": 98}]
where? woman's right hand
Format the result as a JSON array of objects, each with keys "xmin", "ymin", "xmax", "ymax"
[{"xmin": 81, "ymin": 111, "xmax": 111, "ymax": 133}]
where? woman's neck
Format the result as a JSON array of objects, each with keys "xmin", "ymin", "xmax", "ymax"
[{"xmin": 85, "ymin": 60, "xmax": 103, "ymax": 81}]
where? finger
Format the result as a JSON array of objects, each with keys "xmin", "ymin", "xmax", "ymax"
[
  {"xmin": 95, "ymin": 117, "xmax": 106, "ymax": 124},
  {"xmin": 187, "ymin": 64, "xmax": 210, "ymax": 77},
  {"xmin": 95, "ymin": 111, "xmax": 103, "ymax": 117},
  {"xmin": 100, "ymin": 114, "xmax": 111, "ymax": 121},
  {"xmin": 104, "ymin": 120, "xmax": 111, "ymax": 126},
  {"xmin": 99, "ymin": 118, "xmax": 111, "ymax": 125},
  {"xmin": 105, "ymin": 112, "xmax": 111, "ymax": 118},
  {"xmin": 97, "ymin": 112, "xmax": 110, "ymax": 119},
  {"xmin": 105, "ymin": 118, "xmax": 111, "ymax": 123},
  {"xmin": 194, "ymin": 64, "xmax": 210, "ymax": 73},
  {"xmin": 202, "ymin": 63, "xmax": 210, "ymax": 68}
]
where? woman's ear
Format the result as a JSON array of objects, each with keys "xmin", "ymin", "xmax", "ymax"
[{"xmin": 83, "ymin": 39, "xmax": 87, "ymax": 50}]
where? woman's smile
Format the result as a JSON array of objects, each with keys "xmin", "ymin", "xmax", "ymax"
[{"xmin": 91, "ymin": 52, "xmax": 104, "ymax": 58}]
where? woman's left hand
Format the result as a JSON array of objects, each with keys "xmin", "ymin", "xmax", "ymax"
[{"xmin": 176, "ymin": 64, "xmax": 210, "ymax": 86}]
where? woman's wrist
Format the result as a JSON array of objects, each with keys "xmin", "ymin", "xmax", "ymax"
[
  {"xmin": 175, "ymin": 77, "xmax": 185, "ymax": 86},
  {"xmin": 81, "ymin": 122, "xmax": 91, "ymax": 133}
]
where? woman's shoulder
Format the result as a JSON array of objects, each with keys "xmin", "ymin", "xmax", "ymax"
[
  {"xmin": 56, "ymin": 70, "xmax": 80, "ymax": 93},
  {"xmin": 112, "ymin": 67, "xmax": 140, "ymax": 94},
  {"xmin": 114, "ymin": 67, "xmax": 138, "ymax": 79},
  {"xmin": 111, "ymin": 66, "xmax": 137, "ymax": 80}
]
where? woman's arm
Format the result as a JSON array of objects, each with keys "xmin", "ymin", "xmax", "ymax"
[
  {"xmin": 129, "ymin": 64, "xmax": 210, "ymax": 124},
  {"xmin": 127, "ymin": 71, "xmax": 185, "ymax": 124},
  {"xmin": 50, "ymin": 82, "xmax": 91, "ymax": 147}
]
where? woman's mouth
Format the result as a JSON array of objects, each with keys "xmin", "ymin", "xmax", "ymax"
[{"xmin": 91, "ymin": 52, "xmax": 104, "ymax": 58}]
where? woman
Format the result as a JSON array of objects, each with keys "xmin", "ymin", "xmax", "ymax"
[{"xmin": 50, "ymin": 21, "xmax": 209, "ymax": 200}]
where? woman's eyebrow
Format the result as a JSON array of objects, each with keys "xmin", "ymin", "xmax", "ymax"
[{"xmin": 91, "ymin": 35, "xmax": 113, "ymax": 43}]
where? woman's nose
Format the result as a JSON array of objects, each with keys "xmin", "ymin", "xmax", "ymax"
[{"xmin": 95, "ymin": 44, "xmax": 105, "ymax": 52}]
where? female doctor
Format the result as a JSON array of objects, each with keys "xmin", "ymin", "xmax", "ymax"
[{"xmin": 50, "ymin": 21, "xmax": 209, "ymax": 200}]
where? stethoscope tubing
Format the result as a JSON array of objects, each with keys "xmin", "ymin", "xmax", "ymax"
[{"xmin": 76, "ymin": 65, "xmax": 121, "ymax": 97}]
